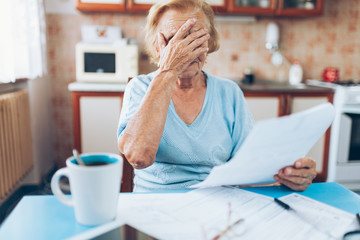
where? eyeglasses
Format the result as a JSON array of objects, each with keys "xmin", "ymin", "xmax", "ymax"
[
  {"xmin": 211, "ymin": 217, "xmax": 245, "ymax": 240},
  {"xmin": 202, "ymin": 202, "xmax": 246, "ymax": 240},
  {"xmin": 343, "ymin": 213, "xmax": 360, "ymax": 240}
]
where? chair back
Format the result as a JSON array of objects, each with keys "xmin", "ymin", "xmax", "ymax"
[
  {"xmin": 120, "ymin": 76, "xmax": 135, "ymax": 192},
  {"xmin": 120, "ymin": 154, "xmax": 134, "ymax": 192}
]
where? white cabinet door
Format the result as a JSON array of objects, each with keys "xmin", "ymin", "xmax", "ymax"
[
  {"xmin": 245, "ymin": 97, "xmax": 280, "ymax": 122},
  {"xmin": 290, "ymin": 96, "xmax": 329, "ymax": 173},
  {"xmin": 80, "ymin": 96, "xmax": 121, "ymax": 154}
]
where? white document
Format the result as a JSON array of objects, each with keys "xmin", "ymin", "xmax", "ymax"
[
  {"xmin": 115, "ymin": 187, "xmax": 279, "ymax": 240},
  {"xmin": 72, "ymin": 187, "xmax": 355, "ymax": 240},
  {"xmin": 279, "ymin": 193, "xmax": 357, "ymax": 239},
  {"xmin": 192, "ymin": 103, "xmax": 335, "ymax": 188},
  {"xmin": 116, "ymin": 193, "xmax": 206, "ymax": 240},
  {"xmin": 114, "ymin": 187, "xmax": 354, "ymax": 240}
]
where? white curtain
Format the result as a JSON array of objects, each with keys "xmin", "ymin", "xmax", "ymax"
[{"xmin": 0, "ymin": 0, "xmax": 47, "ymax": 83}]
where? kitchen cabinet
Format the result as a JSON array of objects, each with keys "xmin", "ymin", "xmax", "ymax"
[
  {"xmin": 276, "ymin": 0, "xmax": 323, "ymax": 16},
  {"xmin": 76, "ymin": 0, "xmax": 126, "ymax": 12},
  {"xmin": 244, "ymin": 92, "xmax": 282, "ymax": 121},
  {"xmin": 228, "ymin": 0, "xmax": 323, "ymax": 16},
  {"xmin": 77, "ymin": 94, "xmax": 122, "ymax": 153},
  {"xmin": 126, "ymin": 0, "xmax": 228, "ymax": 13},
  {"xmin": 69, "ymin": 82, "xmax": 133, "ymax": 192},
  {"xmin": 125, "ymin": 0, "xmax": 153, "ymax": 12},
  {"xmin": 76, "ymin": 0, "xmax": 323, "ymax": 16},
  {"xmin": 243, "ymin": 87, "xmax": 333, "ymax": 182},
  {"xmin": 228, "ymin": 0, "xmax": 276, "ymax": 15}
]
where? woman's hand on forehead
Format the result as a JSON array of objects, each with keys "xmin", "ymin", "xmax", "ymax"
[
  {"xmin": 162, "ymin": 16, "xmax": 207, "ymax": 42},
  {"xmin": 171, "ymin": 18, "xmax": 198, "ymax": 42},
  {"xmin": 157, "ymin": 18, "xmax": 210, "ymax": 76}
]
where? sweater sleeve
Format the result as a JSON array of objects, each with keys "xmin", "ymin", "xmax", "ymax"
[
  {"xmin": 230, "ymin": 87, "xmax": 254, "ymax": 158},
  {"xmin": 117, "ymin": 75, "xmax": 150, "ymax": 138}
]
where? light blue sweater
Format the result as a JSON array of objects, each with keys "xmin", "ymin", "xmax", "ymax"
[{"xmin": 117, "ymin": 71, "xmax": 254, "ymax": 192}]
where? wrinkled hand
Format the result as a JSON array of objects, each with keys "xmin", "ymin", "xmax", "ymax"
[
  {"xmin": 274, "ymin": 157, "xmax": 317, "ymax": 191},
  {"xmin": 157, "ymin": 18, "xmax": 210, "ymax": 76}
]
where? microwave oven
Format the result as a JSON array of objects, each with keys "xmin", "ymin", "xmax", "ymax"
[{"xmin": 75, "ymin": 43, "xmax": 138, "ymax": 83}]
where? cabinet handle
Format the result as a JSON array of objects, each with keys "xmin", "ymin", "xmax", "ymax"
[
  {"xmin": 280, "ymin": 95, "xmax": 286, "ymax": 116},
  {"xmin": 285, "ymin": 95, "xmax": 292, "ymax": 115},
  {"xmin": 280, "ymin": 95, "xmax": 292, "ymax": 116}
]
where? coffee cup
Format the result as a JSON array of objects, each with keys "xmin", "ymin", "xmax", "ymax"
[{"xmin": 51, "ymin": 152, "xmax": 123, "ymax": 226}]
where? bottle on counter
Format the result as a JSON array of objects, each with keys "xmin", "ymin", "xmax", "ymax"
[
  {"xmin": 243, "ymin": 67, "xmax": 255, "ymax": 84},
  {"xmin": 289, "ymin": 60, "xmax": 303, "ymax": 85}
]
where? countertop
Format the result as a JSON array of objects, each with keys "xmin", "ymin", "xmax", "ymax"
[
  {"xmin": 239, "ymin": 80, "xmax": 334, "ymax": 93},
  {"xmin": 68, "ymin": 80, "xmax": 334, "ymax": 94},
  {"xmin": 68, "ymin": 82, "xmax": 127, "ymax": 92}
]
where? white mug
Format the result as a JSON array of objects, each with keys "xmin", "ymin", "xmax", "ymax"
[{"xmin": 51, "ymin": 152, "xmax": 123, "ymax": 226}]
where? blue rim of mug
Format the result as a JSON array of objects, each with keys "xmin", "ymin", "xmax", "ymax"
[{"xmin": 67, "ymin": 153, "xmax": 121, "ymax": 167}]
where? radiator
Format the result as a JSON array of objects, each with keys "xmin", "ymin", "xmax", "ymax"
[{"xmin": 0, "ymin": 90, "xmax": 34, "ymax": 200}]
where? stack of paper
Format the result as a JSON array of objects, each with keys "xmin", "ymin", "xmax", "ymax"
[
  {"xmin": 116, "ymin": 187, "xmax": 356, "ymax": 240},
  {"xmin": 191, "ymin": 103, "xmax": 335, "ymax": 188}
]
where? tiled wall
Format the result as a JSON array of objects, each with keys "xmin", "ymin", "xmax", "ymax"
[{"xmin": 47, "ymin": 0, "xmax": 360, "ymax": 166}]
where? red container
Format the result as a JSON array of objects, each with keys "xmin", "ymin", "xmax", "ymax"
[{"xmin": 323, "ymin": 68, "xmax": 339, "ymax": 83}]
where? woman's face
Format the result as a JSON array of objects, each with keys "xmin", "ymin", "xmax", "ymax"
[{"xmin": 157, "ymin": 8, "xmax": 209, "ymax": 79}]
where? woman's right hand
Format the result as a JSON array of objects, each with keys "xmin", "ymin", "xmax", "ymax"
[{"xmin": 157, "ymin": 18, "xmax": 210, "ymax": 76}]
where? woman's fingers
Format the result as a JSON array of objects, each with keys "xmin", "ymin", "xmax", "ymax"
[
  {"xmin": 157, "ymin": 23, "xmax": 209, "ymax": 73},
  {"xmin": 172, "ymin": 18, "xmax": 197, "ymax": 41},
  {"xmin": 157, "ymin": 32, "xmax": 167, "ymax": 59},
  {"xmin": 280, "ymin": 167, "xmax": 316, "ymax": 179},
  {"xmin": 274, "ymin": 174, "xmax": 311, "ymax": 191},
  {"xmin": 166, "ymin": 27, "xmax": 209, "ymax": 58},
  {"xmin": 180, "ymin": 28, "xmax": 208, "ymax": 46},
  {"xmin": 186, "ymin": 32, "xmax": 210, "ymax": 51},
  {"xmin": 190, "ymin": 45, "xmax": 209, "ymax": 63},
  {"xmin": 197, "ymin": 37, "xmax": 209, "ymax": 63},
  {"xmin": 294, "ymin": 157, "xmax": 316, "ymax": 169},
  {"xmin": 157, "ymin": 32, "xmax": 167, "ymax": 51},
  {"xmin": 274, "ymin": 157, "xmax": 317, "ymax": 191}
]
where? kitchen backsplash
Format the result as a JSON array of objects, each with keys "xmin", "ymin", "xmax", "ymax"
[{"xmin": 46, "ymin": 0, "xmax": 360, "ymax": 166}]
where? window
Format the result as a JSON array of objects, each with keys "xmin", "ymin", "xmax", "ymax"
[{"xmin": 0, "ymin": 0, "xmax": 46, "ymax": 83}]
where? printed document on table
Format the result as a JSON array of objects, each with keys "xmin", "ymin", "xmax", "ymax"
[
  {"xmin": 114, "ymin": 187, "xmax": 351, "ymax": 240},
  {"xmin": 192, "ymin": 103, "xmax": 335, "ymax": 188},
  {"xmin": 279, "ymin": 193, "xmax": 357, "ymax": 239}
]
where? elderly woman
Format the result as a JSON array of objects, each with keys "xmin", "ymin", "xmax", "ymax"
[{"xmin": 117, "ymin": 0, "xmax": 316, "ymax": 192}]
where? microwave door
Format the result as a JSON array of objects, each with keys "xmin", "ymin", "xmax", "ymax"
[{"xmin": 84, "ymin": 52, "xmax": 116, "ymax": 74}]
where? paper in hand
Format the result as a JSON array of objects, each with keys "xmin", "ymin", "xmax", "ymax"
[{"xmin": 191, "ymin": 103, "xmax": 335, "ymax": 188}]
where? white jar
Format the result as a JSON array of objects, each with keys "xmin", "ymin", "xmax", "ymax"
[{"xmin": 289, "ymin": 60, "xmax": 303, "ymax": 85}]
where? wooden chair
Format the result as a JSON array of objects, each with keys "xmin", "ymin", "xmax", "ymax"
[
  {"xmin": 120, "ymin": 154, "xmax": 134, "ymax": 192},
  {"xmin": 119, "ymin": 77, "xmax": 135, "ymax": 193}
]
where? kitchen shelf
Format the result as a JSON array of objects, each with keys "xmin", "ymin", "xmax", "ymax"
[
  {"xmin": 76, "ymin": 0, "xmax": 323, "ymax": 16},
  {"xmin": 76, "ymin": 0, "xmax": 126, "ymax": 12}
]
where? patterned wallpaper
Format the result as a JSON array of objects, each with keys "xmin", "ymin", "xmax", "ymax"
[{"xmin": 46, "ymin": 0, "xmax": 360, "ymax": 166}]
